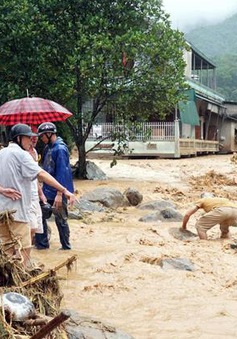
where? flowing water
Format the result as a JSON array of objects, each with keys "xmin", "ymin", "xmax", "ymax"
[{"xmin": 33, "ymin": 155, "xmax": 237, "ymax": 338}]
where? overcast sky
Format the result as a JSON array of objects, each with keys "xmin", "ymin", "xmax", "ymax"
[{"xmin": 162, "ymin": 0, "xmax": 237, "ymax": 32}]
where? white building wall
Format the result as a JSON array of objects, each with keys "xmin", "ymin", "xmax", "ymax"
[
  {"xmin": 220, "ymin": 120, "xmax": 237, "ymax": 153},
  {"xmin": 183, "ymin": 49, "xmax": 192, "ymax": 78}
]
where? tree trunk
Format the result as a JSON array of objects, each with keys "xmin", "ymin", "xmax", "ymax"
[
  {"xmin": 74, "ymin": 63, "xmax": 88, "ymax": 179},
  {"xmin": 74, "ymin": 141, "xmax": 87, "ymax": 179}
]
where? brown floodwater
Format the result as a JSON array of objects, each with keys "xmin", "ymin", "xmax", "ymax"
[{"xmin": 33, "ymin": 156, "xmax": 237, "ymax": 339}]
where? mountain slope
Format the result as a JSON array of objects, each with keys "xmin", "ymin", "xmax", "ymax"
[{"xmin": 185, "ymin": 13, "xmax": 237, "ymax": 58}]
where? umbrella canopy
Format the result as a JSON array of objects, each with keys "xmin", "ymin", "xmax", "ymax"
[{"xmin": 0, "ymin": 97, "xmax": 73, "ymax": 125}]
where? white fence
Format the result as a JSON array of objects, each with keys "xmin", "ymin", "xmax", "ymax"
[{"xmin": 88, "ymin": 122, "xmax": 175, "ymax": 141}]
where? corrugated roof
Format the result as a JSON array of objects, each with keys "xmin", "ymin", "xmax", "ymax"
[
  {"xmin": 186, "ymin": 41, "xmax": 216, "ymax": 69},
  {"xmin": 186, "ymin": 79, "xmax": 225, "ymax": 105}
]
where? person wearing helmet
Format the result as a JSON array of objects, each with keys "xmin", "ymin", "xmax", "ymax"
[
  {"xmin": 35, "ymin": 122, "xmax": 74, "ymax": 250},
  {"xmin": 37, "ymin": 122, "xmax": 57, "ymax": 135},
  {"xmin": 0, "ymin": 123, "xmax": 76, "ymax": 268}
]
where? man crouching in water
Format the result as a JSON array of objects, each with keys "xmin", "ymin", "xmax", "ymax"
[{"xmin": 181, "ymin": 193, "xmax": 237, "ymax": 240}]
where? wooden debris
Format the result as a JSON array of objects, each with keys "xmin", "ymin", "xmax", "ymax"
[
  {"xmin": 0, "ymin": 252, "xmax": 77, "ymax": 337},
  {"xmin": 24, "ymin": 317, "xmax": 48, "ymax": 327},
  {"xmin": 0, "ymin": 210, "xmax": 16, "ymax": 224},
  {"xmin": 0, "ymin": 210, "xmax": 77, "ymax": 338},
  {"xmin": 29, "ymin": 310, "xmax": 71, "ymax": 339},
  {"xmin": 20, "ymin": 255, "xmax": 77, "ymax": 288}
]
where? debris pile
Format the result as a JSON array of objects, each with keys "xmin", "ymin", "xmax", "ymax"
[
  {"xmin": 189, "ymin": 170, "xmax": 235, "ymax": 188},
  {"xmin": 188, "ymin": 170, "xmax": 237, "ymax": 200},
  {"xmin": 0, "ymin": 210, "xmax": 77, "ymax": 338}
]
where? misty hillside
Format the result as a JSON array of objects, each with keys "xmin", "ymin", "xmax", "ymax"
[
  {"xmin": 184, "ymin": 13, "xmax": 237, "ymax": 101},
  {"xmin": 185, "ymin": 13, "xmax": 237, "ymax": 58}
]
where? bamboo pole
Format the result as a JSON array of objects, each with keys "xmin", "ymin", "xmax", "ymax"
[
  {"xmin": 29, "ymin": 310, "xmax": 71, "ymax": 339},
  {"xmin": 20, "ymin": 255, "xmax": 77, "ymax": 288}
]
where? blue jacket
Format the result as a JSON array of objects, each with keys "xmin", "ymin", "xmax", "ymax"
[{"xmin": 42, "ymin": 137, "xmax": 74, "ymax": 200}]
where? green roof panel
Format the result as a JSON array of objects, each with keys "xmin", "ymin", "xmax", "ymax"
[{"xmin": 178, "ymin": 89, "xmax": 200, "ymax": 126}]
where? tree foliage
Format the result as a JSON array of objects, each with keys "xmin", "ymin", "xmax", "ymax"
[
  {"xmin": 214, "ymin": 54, "xmax": 237, "ymax": 101},
  {"xmin": 0, "ymin": 0, "xmax": 188, "ymax": 178}
]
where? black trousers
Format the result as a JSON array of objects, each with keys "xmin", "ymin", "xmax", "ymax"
[{"xmin": 35, "ymin": 199, "xmax": 71, "ymax": 250}]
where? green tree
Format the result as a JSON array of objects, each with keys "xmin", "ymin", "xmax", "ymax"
[
  {"xmin": 0, "ymin": 0, "xmax": 188, "ymax": 178},
  {"xmin": 214, "ymin": 54, "xmax": 237, "ymax": 101}
]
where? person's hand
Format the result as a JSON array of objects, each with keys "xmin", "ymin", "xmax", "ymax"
[
  {"xmin": 179, "ymin": 227, "xmax": 186, "ymax": 232},
  {"xmin": 53, "ymin": 192, "xmax": 63, "ymax": 210},
  {"xmin": 55, "ymin": 188, "xmax": 76, "ymax": 208},
  {"xmin": 39, "ymin": 192, "xmax": 47, "ymax": 205},
  {"xmin": 1, "ymin": 188, "xmax": 22, "ymax": 201},
  {"xmin": 63, "ymin": 190, "xmax": 76, "ymax": 206}
]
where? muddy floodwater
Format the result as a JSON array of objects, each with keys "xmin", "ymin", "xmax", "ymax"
[{"xmin": 33, "ymin": 155, "xmax": 237, "ymax": 339}]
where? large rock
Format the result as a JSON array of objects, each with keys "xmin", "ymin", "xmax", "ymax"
[
  {"xmin": 139, "ymin": 208, "xmax": 183, "ymax": 222},
  {"xmin": 137, "ymin": 200, "xmax": 175, "ymax": 210},
  {"xmin": 68, "ymin": 210, "xmax": 83, "ymax": 220},
  {"xmin": 68, "ymin": 198, "xmax": 105, "ymax": 219},
  {"xmin": 86, "ymin": 161, "xmax": 107, "ymax": 180},
  {"xmin": 71, "ymin": 161, "xmax": 107, "ymax": 180},
  {"xmin": 64, "ymin": 310, "xmax": 135, "ymax": 339},
  {"xmin": 74, "ymin": 198, "xmax": 105, "ymax": 212},
  {"xmin": 160, "ymin": 208, "xmax": 182, "ymax": 220},
  {"xmin": 160, "ymin": 258, "xmax": 196, "ymax": 271},
  {"xmin": 82, "ymin": 188, "xmax": 126, "ymax": 209},
  {"xmin": 124, "ymin": 187, "xmax": 143, "ymax": 206}
]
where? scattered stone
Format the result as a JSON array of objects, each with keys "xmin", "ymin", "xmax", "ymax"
[
  {"xmin": 124, "ymin": 187, "xmax": 143, "ymax": 206},
  {"xmin": 86, "ymin": 161, "xmax": 107, "ymax": 180},
  {"xmin": 229, "ymin": 243, "xmax": 237, "ymax": 249},
  {"xmin": 137, "ymin": 200, "xmax": 175, "ymax": 210},
  {"xmin": 68, "ymin": 198, "xmax": 105, "ymax": 219},
  {"xmin": 200, "ymin": 192, "xmax": 215, "ymax": 198},
  {"xmin": 139, "ymin": 212, "xmax": 162, "ymax": 223},
  {"xmin": 68, "ymin": 211, "xmax": 83, "ymax": 220},
  {"xmin": 74, "ymin": 198, "xmax": 105, "ymax": 212},
  {"xmin": 139, "ymin": 208, "xmax": 183, "ymax": 223},
  {"xmin": 64, "ymin": 310, "xmax": 135, "ymax": 339},
  {"xmin": 159, "ymin": 208, "xmax": 183, "ymax": 220},
  {"xmin": 71, "ymin": 160, "xmax": 107, "ymax": 180},
  {"xmin": 160, "ymin": 258, "xmax": 195, "ymax": 271},
  {"xmin": 82, "ymin": 188, "xmax": 126, "ymax": 209},
  {"xmin": 169, "ymin": 227, "xmax": 198, "ymax": 240}
]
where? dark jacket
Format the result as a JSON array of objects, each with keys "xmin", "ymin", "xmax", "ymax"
[{"xmin": 42, "ymin": 137, "xmax": 74, "ymax": 200}]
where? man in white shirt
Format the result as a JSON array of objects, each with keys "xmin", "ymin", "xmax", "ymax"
[{"xmin": 0, "ymin": 123, "xmax": 75, "ymax": 268}]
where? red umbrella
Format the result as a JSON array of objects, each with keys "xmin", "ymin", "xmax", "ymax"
[{"xmin": 0, "ymin": 97, "xmax": 73, "ymax": 125}]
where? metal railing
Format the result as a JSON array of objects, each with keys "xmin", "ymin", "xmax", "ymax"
[{"xmin": 88, "ymin": 122, "xmax": 175, "ymax": 141}]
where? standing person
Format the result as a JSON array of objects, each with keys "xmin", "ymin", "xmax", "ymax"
[
  {"xmin": 0, "ymin": 123, "xmax": 75, "ymax": 268},
  {"xmin": 35, "ymin": 122, "xmax": 74, "ymax": 250},
  {"xmin": 181, "ymin": 196, "xmax": 237, "ymax": 239},
  {"xmin": 28, "ymin": 132, "xmax": 46, "ymax": 244}
]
